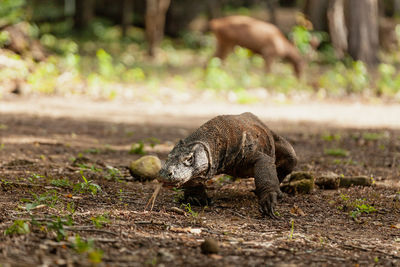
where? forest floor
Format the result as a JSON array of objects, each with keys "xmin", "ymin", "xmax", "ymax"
[{"xmin": 0, "ymin": 96, "xmax": 400, "ymax": 266}]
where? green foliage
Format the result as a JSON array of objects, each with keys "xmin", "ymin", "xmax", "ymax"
[
  {"xmin": 290, "ymin": 25, "xmax": 313, "ymax": 54},
  {"xmin": 172, "ymin": 187, "xmax": 184, "ymax": 203},
  {"xmin": 362, "ymin": 132, "xmax": 384, "ymax": 141},
  {"xmin": 73, "ymin": 173, "xmax": 101, "ymax": 195},
  {"xmin": 204, "ymin": 57, "xmax": 236, "ymax": 90},
  {"xmin": 27, "ymin": 59, "xmax": 59, "ymax": 94},
  {"xmin": 181, "ymin": 203, "xmax": 198, "ymax": 218},
  {"xmin": 104, "ymin": 167, "xmax": 122, "ymax": 181},
  {"xmin": 22, "ymin": 190, "xmax": 60, "ymax": 211},
  {"xmin": 96, "ymin": 49, "xmax": 114, "ymax": 78},
  {"xmin": 322, "ymin": 133, "xmax": 341, "ymax": 142},
  {"xmin": 0, "ymin": 0, "xmax": 26, "ymax": 28},
  {"xmin": 338, "ymin": 194, "xmax": 377, "ymax": 219},
  {"xmin": 4, "ymin": 219, "xmax": 30, "ymax": 235},
  {"xmin": 145, "ymin": 137, "xmax": 161, "ymax": 148},
  {"xmin": 47, "ymin": 216, "xmax": 73, "ymax": 241},
  {"xmin": 71, "ymin": 234, "xmax": 104, "ymax": 263},
  {"xmin": 318, "ymin": 60, "xmax": 370, "ymax": 95},
  {"xmin": 129, "ymin": 141, "xmax": 145, "ymax": 155},
  {"xmin": 377, "ymin": 63, "xmax": 400, "ymax": 96},
  {"xmin": 76, "ymin": 163, "xmax": 102, "ymax": 172},
  {"xmin": 350, "ymin": 202, "xmax": 377, "ymax": 219},
  {"xmin": 51, "ymin": 178, "xmax": 72, "ymax": 188},
  {"xmin": 91, "ymin": 214, "xmax": 110, "ymax": 228},
  {"xmin": 0, "ymin": 31, "xmax": 10, "ymax": 47},
  {"xmin": 288, "ymin": 219, "xmax": 295, "ymax": 240},
  {"xmin": 324, "ymin": 148, "xmax": 349, "ymax": 157}
]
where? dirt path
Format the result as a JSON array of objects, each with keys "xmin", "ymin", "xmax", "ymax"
[
  {"xmin": 0, "ymin": 96, "xmax": 399, "ymax": 266},
  {"xmin": 1, "ymin": 95, "xmax": 400, "ymax": 128}
]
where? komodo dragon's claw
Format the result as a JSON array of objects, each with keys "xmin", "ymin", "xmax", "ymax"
[{"xmin": 258, "ymin": 191, "xmax": 280, "ymax": 219}]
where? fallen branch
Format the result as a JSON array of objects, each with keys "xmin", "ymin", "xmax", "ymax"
[{"xmin": 144, "ymin": 183, "xmax": 162, "ymax": 212}]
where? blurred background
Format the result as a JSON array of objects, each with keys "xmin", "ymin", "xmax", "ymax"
[{"xmin": 0, "ymin": 0, "xmax": 400, "ymax": 106}]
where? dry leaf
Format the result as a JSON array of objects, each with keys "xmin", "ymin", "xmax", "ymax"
[{"xmin": 290, "ymin": 204, "xmax": 306, "ymax": 216}]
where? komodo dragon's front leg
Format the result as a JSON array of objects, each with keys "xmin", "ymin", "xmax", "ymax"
[{"xmin": 253, "ymin": 152, "xmax": 282, "ymax": 219}]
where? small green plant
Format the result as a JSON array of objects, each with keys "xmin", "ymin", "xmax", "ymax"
[
  {"xmin": 27, "ymin": 173, "xmax": 44, "ymax": 183},
  {"xmin": 4, "ymin": 220, "xmax": 30, "ymax": 235},
  {"xmin": 129, "ymin": 141, "xmax": 145, "ymax": 155},
  {"xmin": 104, "ymin": 166, "xmax": 122, "ymax": 181},
  {"xmin": 22, "ymin": 190, "xmax": 60, "ymax": 211},
  {"xmin": 181, "ymin": 203, "xmax": 198, "ymax": 218},
  {"xmin": 47, "ymin": 216, "xmax": 73, "ymax": 241},
  {"xmin": 288, "ymin": 219, "xmax": 295, "ymax": 240},
  {"xmin": 66, "ymin": 202, "xmax": 76, "ymax": 214},
  {"xmin": 76, "ymin": 163, "xmax": 103, "ymax": 172},
  {"xmin": 146, "ymin": 137, "xmax": 161, "ymax": 148},
  {"xmin": 91, "ymin": 214, "xmax": 110, "ymax": 228},
  {"xmin": 340, "ymin": 193, "xmax": 349, "ymax": 202},
  {"xmin": 73, "ymin": 173, "xmax": 101, "ymax": 195},
  {"xmin": 71, "ymin": 234, "xmax": 103, "ymax": 264},
  {"xmin": 83, "ymin": 148, "xmax": 101, "ymax": 154},
  {"xmin": 322, "ymin": 133, "xmax": 341, "ymax": 142},
  {"xmin": 362, "ymin": 132, "xmax": 384, "ymax": 141},
  {"xmin": 0, "ymin": 143, "xmax": 4, "ymax": 151},
  {"xmin": 172, "ymin": 187, "xmax": 184, "ymax": 203},
  {"xmin": 51, "ymin": 178, "xmax": 71, "ymax": 188},
  {"xmin": 324, "ymin": 148, "xmax": 349, "ymax": 157},
  {"xmin": 338, "ymin": 194, "xmax": 377, "ymax": 219},
  {"xmin": 350, "ymin": 201, "xmax": 377, "ymax": 219}
]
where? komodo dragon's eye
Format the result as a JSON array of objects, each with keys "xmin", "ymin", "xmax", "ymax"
[{"xmin": 182, "ymin": 154, "xmax": 193, "ymax": 166}]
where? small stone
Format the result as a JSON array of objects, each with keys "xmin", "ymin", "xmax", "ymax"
[
  {"xmin": 339, "ymin": 176, "xmax": 372, "ymax": 187},
  {"xmin": 201, "ymin": 238, "xmax": 219, "ymax": 254},
  {"xmin": 315, "ymin": 172, "xmax": 340, "ymax": 189},
  {"xmin": 129, "ymin": 155, "xmax": 161, "ymax": 181},
  {"xmin": 281, "ymin": 172, "xmax": 314, "ymax": 194}
]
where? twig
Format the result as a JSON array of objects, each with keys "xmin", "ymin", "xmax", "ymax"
[
  {"xmin": 231, "ymin": 210, "xmax": 248, "ymax": 219},
  {"xmin": 144, "ymin": 183, "xmax": 162, "ymax": 212},
  {"xmin": 64, "ymin": 226, "xmax": 119, "ymax": 236}
]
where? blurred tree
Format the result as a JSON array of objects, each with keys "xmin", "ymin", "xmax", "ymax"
[
  {"xmin": 121, "ymin": 0, "xmax": 134, "ymax": 37},
  {"xmin": 327, "ymin": 0, "xmax": 347, "ymax": 58},
  {"xmin": 145, "ymin": 0, "xmax": 170, "ymax": 57},
  {"xmin": 266, "ymin": 0, "xmax": 278, "ymax": 24},
  {"xmin": 304, "ymin": 0, "xmax": 329, "ymax": 31},
  {"xmin": 74, "ymin": 0, "xmax": 95, "ymax": 30},
  {"xmin": 346, "ymin": 0, "xmax": 379, "ymax": 66}
]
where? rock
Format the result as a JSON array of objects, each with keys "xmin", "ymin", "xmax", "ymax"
[
  {"xmin": 200, "ymin": 238, "xmax": 219, "ymax": 254},
  {"xmin": 315, "ymin": 172, "xmax": 341, "ymax": 189},
  {"xmin": 281, "ymin": 172, "xmax": 314, "ymax": 194},
  {"xmin": 129, "ymin": 155, "xmax": 161, "ymax": 181},
  {"xmin": 339, "ymin": 176, "xmax": 372, "ymax": 187}
]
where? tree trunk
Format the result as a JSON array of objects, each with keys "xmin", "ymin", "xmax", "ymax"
[
  {"xmin": 206, "ymin": 0, "xmax": 222, "ymax": 20},
  {"xmin": 266, "ymin": 0, "xmax": 278, "ymax": 25},
  {"xmin": 304, "ymin": 0, "xmax": 329, "ymax": 31},
  {"xmin": 121, "ymin": 0, "xmax": 134, "ymax": 37},
  {"xmin": 395, "ymin": 0, "xmax": 400, "ymax": 17},
  {"xmin": 346, "ymin": 0, "xmax": 379, "ymax": 66},
  {"xmin": 327, "ymin": 0, "xmax": 347, "ymax": 58},
  {"xmin": 74, "ymin": 0, "xmax": 95, "ymax": 30},
  {"xmin": 145, "ymin": 0, "xmax": 171, "ymax": 57}
]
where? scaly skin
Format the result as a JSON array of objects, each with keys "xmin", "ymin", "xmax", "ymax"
[{"xmin": 159, "ymin": 112, "xmax": 297, "ymax": 218}]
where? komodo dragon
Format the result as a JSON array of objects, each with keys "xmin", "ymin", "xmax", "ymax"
[{"xmin": 158, "ymin": 112, "xmax": 297, "ymax": 218}]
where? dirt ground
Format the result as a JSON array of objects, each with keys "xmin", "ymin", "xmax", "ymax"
[{"xmin": 0, "ymin": 96, "xmax": 400, "ymax": 266}]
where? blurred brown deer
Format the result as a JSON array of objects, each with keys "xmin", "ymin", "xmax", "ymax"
[{"xmin": 210, "ymin": 15, "xmax": 304, "ymax": 78}]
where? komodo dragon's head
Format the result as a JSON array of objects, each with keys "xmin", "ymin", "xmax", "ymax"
[{"xmin": 158, "ymin": 141, "xmax": 211, "ymax": 186}]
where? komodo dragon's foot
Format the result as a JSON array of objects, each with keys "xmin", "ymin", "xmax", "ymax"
[
  {"xmin": 182, "ymin": 184, "xmax": 213, "ymax": 206},
  {"xmin": 256, "ymin": 189, "xmax": 281, "ymax": 219}
]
